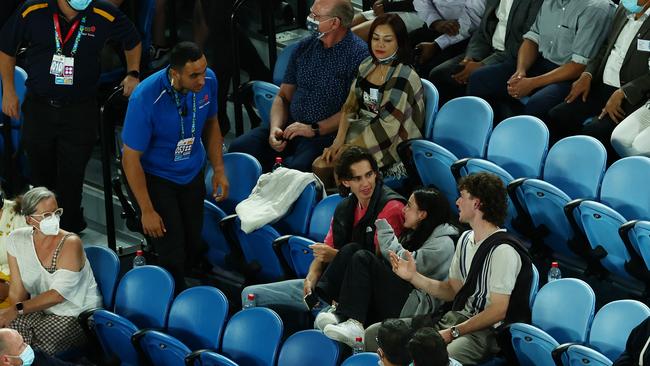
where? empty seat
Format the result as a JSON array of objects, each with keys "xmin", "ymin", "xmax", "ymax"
[
  {"xmin": 277, "ymin": 330, "xmax": 339, "ymax": 366},
  {"xmin": 221, "ymin": 307, "xmax": 283, "ymax": 366}
]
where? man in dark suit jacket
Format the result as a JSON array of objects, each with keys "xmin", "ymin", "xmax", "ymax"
[
  {"xmin": 548, "ymin": 2, "xmax": 650, "ymax": 154},
  {"xmin": 429, "ymin": 0, "xmax": 543, "ymax": 105}
]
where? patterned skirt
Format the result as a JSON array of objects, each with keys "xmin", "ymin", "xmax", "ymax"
[{"xmin": 10, "ymin": 312, "xmax": 85, "ymax": 355}]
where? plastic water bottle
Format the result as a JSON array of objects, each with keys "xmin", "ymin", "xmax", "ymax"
[
  {"xmin": 133, "ymin": 250, "xmax": 146, "ymax": 268},
  {"xmin": 352, "ymin": 337, "xmax": 364, "ymax": 354},
  {"xmin": 243, "ymin": 293, "xmax": 256, "ymax": 309},
  {"xmin": 272, "ymin": 157, "xmax": 284, "ymax": 171},
  {"xmin": 547, "ymin": 261, "xmax": 562, "ymax": 283}
]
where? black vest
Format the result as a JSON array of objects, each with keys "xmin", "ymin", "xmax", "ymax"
[{"xmin": 331, "ymin": 183, "xmax": 405, "ymax": 250}]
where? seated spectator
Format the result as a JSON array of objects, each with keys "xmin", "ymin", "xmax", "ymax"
[
  {"xmin": 549, "ymin": 1, "xmax": 650, "ymax": 151},
  {"xmin": 407, "ymin": 327, "xmax": 462, "ymax": 366},
  {"xmin": 240, "ymin": 147, "xmax": 405, "ymax": 313},
  {"xmin": 0, "ymin": 187, "xmax": 102, "ymax": 355},
  {"xmin": 391, "ymin": 173, "xmax": 532, "ymax": 365},
  {"xmin": 318, "ymin": 188, "xmax": 457, "ymax": 346},
  {"xmin": 351, "ymin": 0, "xmax": 425, "ymax": 41},
  {"xmin": 611, "ymin": 101, "xmax": 650, "ymax": 158},
  {"xmin": 228, "ymin": 0, "xmax": 369, "ymax": 172},
  {"xmin": 429, "ymin": 0, "xmax": 542, "ymax": 105},
  {"xmin": 0, "ymin": 328, "xmax": 79, "ymax": 366},
  {"xmin": 410, "ymin": 0, "xmax": 486, "ymax": 74},
  {"xmin": 376, "ymin": 319, "xmax": 414, "ymax": 366},
  {"xmin": 613, "ymin": 316, "xmax": 650, "ymax": 366},
  {"xmin": 313, "ymin": 14, "xmax": 424, "ymax": 187},
  {"xmin": 0, "ymin": 190, "xmax": 28, "ymax": 308},
  {"xmin": 466, "ymin": 0, "xmax": 613, "ymax": 122}
]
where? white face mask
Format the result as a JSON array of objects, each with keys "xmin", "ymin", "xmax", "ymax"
[{"xmin": 38, "ymin": 215, "xmax": 60, "ymax": 236}]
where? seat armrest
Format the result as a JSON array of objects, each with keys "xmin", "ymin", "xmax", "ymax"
[
  {"xmin": 272, "ymin": 235, "xmax": 296, "ymax": 278},
  {"xmin": 450, "ymin": 157, "xmax": 471, "ymax": 182},
  {"xmin": 552, "ymin": 342, "xmax": 580, "ymax": 366}
]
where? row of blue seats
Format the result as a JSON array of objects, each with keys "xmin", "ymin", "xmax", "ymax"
[{"xmin": 82, "ymin": 251, "xmax": 384, "ymax": 366}]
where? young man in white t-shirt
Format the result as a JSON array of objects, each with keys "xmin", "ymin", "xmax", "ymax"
[{"xmin": 392, "ymin": 172, "xmax": 531, "ymax": 364}]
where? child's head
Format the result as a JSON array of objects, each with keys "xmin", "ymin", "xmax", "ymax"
[
  {"xmin": 377, "ymin": 319, "xmax": 413, "ymax": 366},
  {"xmin": 407, "ymin": 327, "xmax": 450, "ymax": 366}
]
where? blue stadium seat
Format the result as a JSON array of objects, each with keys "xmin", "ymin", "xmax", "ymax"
[
  {"xmin": 277, "ymin": 330, "xmax": 339, "ymax": 366},
  {"xmin": 273, "ymin": 194, "xmax": 343, "ymax": 278},
  {"xmin": 221, "ymin": 307, "xmax": 283, "ymax": 366},
  {"xmin": 202, "ymin": 200, "xmax": 231, "ymax": 269},
  {"xmin": 553, "ymin": 300, "xmax": 650, "ymax": 366},
  {"xmin": 341, "ymin": 352, "xmax": 380, "ymax": 366},
  {"xmin": 205, "ymin": 152, "xmax": 262, "ymax": 214},
  {"xmin": 619, "ymin": 220, "xmax": 650, "ymax": 283},
  {"xmin": 138, "ymin": 331, "xmax": 191, "ymax": 366},
  {"xmin": 509, "ymin": 278, "xmax": 595, "ymax": 366},
  {"xmin": 93, "ymin": 265, "xmax": 175, "ymax": 366},
  {"xmin": 84, "ymin": 245, "xmax": 120, "ymax": 309},
  {"xmin": 508, "ymin": 136, "xmax": 606, "ymax": 260},
  {"xmin": 186, "ymin": 350, "xmax": 239, "ymax": 366},
  {"xmin": 273, "ymin": 41, "xmax": 301, "ymax": 86},
  {"xmin": 565, "ymin": 156, "xmax": 650, "ymax": 285},
  {"xmin": 421, "ymin": 79, "xmax": 440, "ymax": 140},
  {"xmin": 0, "ymin": 66, "xmax": 28, "ymax": 177},
  {"xmin": 529, "ymin": 263, "xmax": 540, "ymax": 309},
  {"xmin": 453, "ymin": 115, "xmax": 549, "ymax": 232}
]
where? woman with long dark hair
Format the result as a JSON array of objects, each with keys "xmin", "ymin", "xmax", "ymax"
[
  {"xmin": 312, "ymin": 13, "xmax": 424, "ymax": 187},
  {"xmin": 316, "ymin": 188, "xmax": 457, "ymax": 347}
]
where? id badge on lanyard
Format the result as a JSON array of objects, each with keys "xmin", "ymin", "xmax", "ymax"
[
  {"xmin": 50, "ymin": 13, "xmax": 83, "ymax": 86},
  {"xmin": 174, "ymin": 137, "xmax": 195, "ymax": 161}
]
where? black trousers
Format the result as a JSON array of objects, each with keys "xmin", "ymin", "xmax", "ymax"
[
  {"xmin": 145, "ymin": 171, "xmax": 205, "ymax": 294},
  {"xmin": 316, "ymin": 243, "xmax": 413, "ymax": 325},
  {"xmin": 21, "ymin": 97, "xmax": 98, "ymax": 232}
]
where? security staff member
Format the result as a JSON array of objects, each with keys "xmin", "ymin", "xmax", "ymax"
[
  {"xmin": 121, "ymin": 42, "xmax": 229, "ymax": 292},
  {"xmin": 0, "ymin": 0, "xmax": 141, "ymax": 232}
]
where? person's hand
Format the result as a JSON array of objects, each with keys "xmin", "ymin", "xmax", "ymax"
[
  {"xmin": 415, "ymin": 42, "xmax": 439, "ymax": 65},
  {"xmin": 1, "ymin": 90, "xmax": 20, "ymax": 120},
  {"xmin": 432, "ymin": 19, "xmax": 460, "ymax": 35},
  {"xmin": 141, "ymin": 208, "xmax": 166, "ymax": 238},
  {"xmin": 322, "ymin": 139, "xmax": 344, "ymax": 164},
  {"xmin": 599, "ymin": 88, "xmax": 626, "ymax": 124},
  {"xmin": 310, "ymin": 243, "xmax": 338, "ymax": 263},
  {"xmin": 211, "ymin": 168, "xmax": 229, "ymax": 202},
  {"xmin": 283, "ymin": 122, "xmax": 316, "ymax": 140},
  {"xmin": 269, "ymin": 127, "xmax": 287, "ymax": 152},
  {"xmin": 303, "ymin": 277, "xmax": 314, "ymax": 297},
  {"xmin": 0, "ymin": 306, "xmax": 18, "ymax": 327},
  {"xmin": 452, "ymin": 60, "xmax": 483, "ymax": 84},
  {"xmin": 565, "ymin": 73, "xmax": 592, "ymax": 103},
  {"xmin": 121, "ymin": 75, "xmax": 140, "ymax": 97},
  {"xmin": 507, "ymin": 77, "xmax": 536, "ymax": 99},
  {"xmin": 390, "ymin": 250, "xmax": 416, "ymax": 282},
  {"xmin": 372, "ymin": 0, "xmax": 384, "ymax": 16},
  {"xmin": 439, "ymin": 328, "xmax": 453, "ymax": 344},
  {"xmin": 507, "ymin": 69, "xmax": 526, "ymax": 86}
]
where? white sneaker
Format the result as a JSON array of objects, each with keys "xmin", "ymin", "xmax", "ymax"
[
  {"xmin": 323, "ymin": 319, "xmax": 364, "ymax": 347},
  {"xmin": 314, "ymin": 305, "xmax": 341, "ymax": 330}
]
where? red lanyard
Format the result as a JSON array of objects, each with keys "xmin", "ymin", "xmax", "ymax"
[{"xmin": 53, "ymin": 13, "xmax": 80, "ymax": 46}]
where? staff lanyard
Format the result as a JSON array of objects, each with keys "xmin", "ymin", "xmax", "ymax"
[
  {"xmin": 171, "ymin": 89, "xmax": 196, "ymax": 139},
  {"xmin": 53, "ymin": 13, "xmax": 86, "ymax": 56}
]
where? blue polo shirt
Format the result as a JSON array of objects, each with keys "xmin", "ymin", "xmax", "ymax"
[{"xmin": 121, "ymin": 67, "xmax": 218, "ymax": 185}]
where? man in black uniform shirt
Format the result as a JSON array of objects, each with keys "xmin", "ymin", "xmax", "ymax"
[{"xmin": 0, "ymin": 0, "xmax": 141, "ymax": 232}]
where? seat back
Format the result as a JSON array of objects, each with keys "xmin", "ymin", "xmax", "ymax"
[
  {"xmin": 486, "ymin": 116, "xmax": 549, "ymax": 179},
  {"xmin": 167, "ymin": 286, "xmax": 229, "ymax": 351},
  {"xmin": 93, "ymin": 310, "xmax": 141, "ymax": 366},
  {"xmin": 410, "ymin": 139, "xmax": 460, "ymax": 214},
  {"xmin": 629, "ymin": 221, "xmax": 650, "ymax": 270},
  {"xmin": 202, "ymin": 200, "xmax": 230, "ymax": 269},
  {"xmin": 421, "ymin": 79, "xmax": 439, "ymax": 139},
  {"xmin": 599, "ymin": 156, "xmax": 650, "ymax": 221},
  {"xmin": 341, "ymin": 352, "xmax": 380, "ymax": 366},
  {"xmin": 221, "ymin": 308, "xmax": 283, "ymax": 366},
  {"xmin": 187, "ymin": 351, "xmax": 239, "ymax": 366},
  {"xmin": 308, "ymin": 194, "xmax": 343, "ymax": 241},
  {"xmin": 85, "ymin": 245, "xmax": 120, "ymax": 309},
  {"xmin": 285, "ymin": 236, "xmax": 316, "ymax": 278},
  {"xmin": 252, "ymin": 81, "xmax": 280, "ymax": 127},
  {"xmin": 139, "ymin": 331, "xmax": 191, "ymax": 366},
  {"xmin": 432, "ymin": 96, "xmax": 493, "ymax": 158},
  {"xmin": 273, "ymin": 181, "xmax": 319, "ymax": 236},
  {"xmin": 206, "ymin": 152, "xmax": 262, "ymax": 214},
  {"xmin": 588, "ymin": 300, "xmax": 650, "ymax": 361},
  {"xmin": 277, "ymin": 330, "xmax": 339, "ymax": 366},
  {"xmin": 114, "ymin": 265, "xmax": 174, "ymax": 328},
  {"xmin": 532, "ymin": 278, "xmax": 595, "ymax": 344},
  {"xmin": 137, "ymin": 0, "xmax": 157, "ymax": 56},
  {"xmin": 273, "ymin": 41, "xmax": 302, "ymax": 86},
  {"xmin": 543, "ymin": 136, "xmax": 607, "ymax": 200},
  {"xmin": 235, "ymin": 219, "xmax": 285, "ymax": 282},
  {"xmin": 0, "ymin": 66, "xmax": 28, "ymax": 154}
]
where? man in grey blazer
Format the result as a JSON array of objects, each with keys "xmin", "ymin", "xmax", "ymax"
[
  {"xmin": 549, "ymin": 1, "xmax": 650, "ymax": 157},
  {"xmin": 429, "ymin": 0, "xmax": 543, "ymax": 105}
]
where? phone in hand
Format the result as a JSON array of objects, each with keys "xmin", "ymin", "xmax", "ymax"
[{"xmin": 304, "ymin": 292, "xmax": 319, "ymax": 310}]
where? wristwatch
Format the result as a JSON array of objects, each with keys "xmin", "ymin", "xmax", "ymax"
[
  {"xmin": 126, "ymin": 70, "xmax": 140, "ymax": 79},
  {"xmin": 311, "ymin": 123, "xmax": 320, "ymax": 137},
  {"xmin": 450, "ymin": 326, "xmax": 460, "ymax": 339},
  {"xmin": 15, "ymin": 302, "xmax": 24, "ymax": 315}
]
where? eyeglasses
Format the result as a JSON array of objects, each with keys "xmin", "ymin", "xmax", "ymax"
[
  {"xmin": 309, "ymin": 8, "xmax": 336, "ymax": 21},
  {"xmin": 30, "ymin": 208, "xmax": 63, "ymax": 220}
]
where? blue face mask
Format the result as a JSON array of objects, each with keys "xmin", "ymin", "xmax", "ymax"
[
  {"xmin": 67, "ymin": 0, "xmax": 92, "ymax": 11},
  {"xmin": 376, "ymin": 50, "xmax": 398, "ymax": 65},
  {"xmin": 622, "ymin": 0, "xmax": 645, "ymax": 13},
  {"xmin": 15, "ymin": 345, "xmax": 35, "ymax": 366}
]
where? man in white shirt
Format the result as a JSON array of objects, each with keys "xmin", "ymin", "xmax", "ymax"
[
  {"xmin": 549, "ymin": 0, "xmax": 650, "ymax": 160},
  {"xmin": 392, "ymin": 172, "xmax": 533, "ymax": 365}
]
